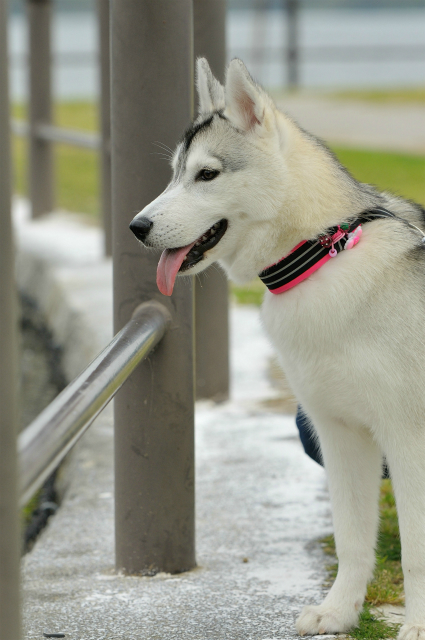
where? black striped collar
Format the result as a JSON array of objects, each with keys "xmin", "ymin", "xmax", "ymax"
[{"xmin": 259, "ymin": 207, "xmax": 396, "ymax": 295}]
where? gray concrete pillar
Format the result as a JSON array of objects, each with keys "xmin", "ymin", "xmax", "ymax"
[
  {"xmin": 286, "ymin": 0, "xmax": 299, "ymax": 89},
  {"xmin": 97, "ymin": 0, "xmax": 112, "ymax": 256},
  {"xmin": 28, "ymin": 0, "xmax": 54, "ymax": 217},
  {"xmin": 194, "ymin": 0, "xmax": 230, "ymax": 402},
  {"xmin": 111, "ymin": 0, "xmax": 195, "ymax": 575},
  {"xmin": 0, "ymin": 0, "xmax": 21, "ymax": 637}
]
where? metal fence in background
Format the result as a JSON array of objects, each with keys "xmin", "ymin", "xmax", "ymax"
[
  {"xmin": 230, "ymin": 0, "xmax": 425, "ymax": 89},
  {"xmin": 9, "ymin": 0, "xmax": 425, "ymax": 100},
  {"xmin": 12, "ymin": 0, "xmax": 112, "ymax": 253}
]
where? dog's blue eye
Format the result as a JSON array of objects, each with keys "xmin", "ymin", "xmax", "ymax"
[{"xmin": 197, "ymin": 169, "xmax": 219, "ymax": 181}]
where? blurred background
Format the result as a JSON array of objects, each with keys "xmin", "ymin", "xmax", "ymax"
[
  {"xmin": 7, "ymin": 0, "xmax": 425, "ymax": 261},
  {"xmin": 8, "ymin": 0, "xmax": 425, "ymax": 98}
]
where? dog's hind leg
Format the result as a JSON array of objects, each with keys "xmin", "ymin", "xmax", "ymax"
[
  {"xmin": 296, "ymin": 418, "xmax": 382, "ymax": 636},
  {"xmin": 383, "ymin": 436, "xmax": 425, "ymax": 640}
]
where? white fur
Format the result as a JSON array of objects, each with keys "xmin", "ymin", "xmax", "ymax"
[
  {"xmin": 131, "ymin": 58, "xmax": 425, "ymax": 638},
  {"xmin": 196, "ymin": 58, "xmax": 225, "ymax": 115}
]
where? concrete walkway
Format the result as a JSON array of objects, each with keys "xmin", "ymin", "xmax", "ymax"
[
  {"xmin": 274, "ymin": 94, "xmax": 425, "ymax": 155},
  {"xmin": 16, "ymin": 200, "xmax": 331, "ymax": 640}
]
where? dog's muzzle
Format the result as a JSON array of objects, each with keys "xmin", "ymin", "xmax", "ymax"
[{"xmin": 129, "ymin": 217, "xmax": 153, "ymax": 243}]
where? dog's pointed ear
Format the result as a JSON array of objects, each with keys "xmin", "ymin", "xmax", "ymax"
[
  {"xmin": 196, "ymin": 58, "xmax": 225, "ymax": 116},
  {"xmin": 224, "ymin": 59, "xmax": 268, "ymax": 133}
]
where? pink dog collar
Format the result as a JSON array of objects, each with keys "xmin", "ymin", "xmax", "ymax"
[{"xmin": 258, "ymin": 207, "xmax": 398, "ymax": 295}]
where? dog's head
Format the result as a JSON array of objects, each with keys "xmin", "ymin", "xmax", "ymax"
[{"xmin": 130, "ymin": 58, "xmax": 290, "ymax": 295}]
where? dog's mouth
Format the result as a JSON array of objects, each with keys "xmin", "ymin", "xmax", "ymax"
[
  {"xmin": 157, "ymin": 219, "xmax": 228, "ymax": 296},
  {"xmin": 180, "ymin": 218, "xmax": 228, "ymax": 272}
]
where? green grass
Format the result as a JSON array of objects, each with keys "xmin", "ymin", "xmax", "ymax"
[
  {"xmin": 54, "ymin": 144, "xmax": 99, "ymax": 216},
  {"xmin": 332, "ymin": 146, "xmax": 425, "ymax": 206},
  {"xmin": 52, "ymin": 103, "xmax": 100, "ymax": 215},
  {"xmin": 12, "ymin": 101, "xmax": 98, "ymax": 131},
  {"xmin": 331, "ymin": 88, "xmax": 425, "ymax": 105},
  {"xmin": 12, "ymin": 101, "xmax": 100, "ymax": 217},
  {"xmin": 321, "ymin": 480, "xmax": 403, "ymax": 639},
  {"xmin": 231, "ymin": 278, "xmax": 266, "ymax": 306},
  {"xmin": 349, "ymin": 604, "xmax": 400, "ymax": 640},
  {"xmin": 271, "ymin": 87, "xmax": 425, "ymax": 105},
  {"xmin": 21, "ymin": 489, "xmax": 41, "ymax": 527},
  {"xmin": 53, "ymin": 101, "xmax": 98, "ymax": 131}
]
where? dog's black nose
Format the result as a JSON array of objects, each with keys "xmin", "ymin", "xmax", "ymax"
[{"xmin": 129, "ymin": 217, "xmax": 153, "ymax": 242}]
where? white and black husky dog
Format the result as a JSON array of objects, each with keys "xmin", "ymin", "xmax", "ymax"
[{"xmin": 130, "ymin": 58, "xmax": 425, "ymax": 639}]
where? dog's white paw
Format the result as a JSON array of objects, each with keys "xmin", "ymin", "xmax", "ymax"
[
  {"xmin": 398, "ymin": 624, "xmax": 425, "ymax": 640},
  {"xmin": 296, "ymin": 603, "xmax": 359, "ymax": 636}
]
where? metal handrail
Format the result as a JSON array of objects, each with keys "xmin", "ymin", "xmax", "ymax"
[
  {"xmin": 35, "ymin": 123, "xmax": 101, "ymax": 150},
  {"xmin": 12, "ymin": 118, "xmax": 102, "ymax": 150},
  {"xmin": 18, "ymin": 301, "xmax": 171, "ymax": 507}
]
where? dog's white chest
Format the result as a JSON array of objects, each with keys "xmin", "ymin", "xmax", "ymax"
[{"xmin": 259, "ymin": 274, "xmax": 367, "ymax": 420}]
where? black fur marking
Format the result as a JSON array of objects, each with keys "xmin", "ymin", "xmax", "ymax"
[
  {"xmin": 420, "ymin": 207, "xmax": 425, "ymax": 228},
  {"xmin": 183, "ymin": 115, "xmax": 214, "ymax": 153},
  {"xmin": 174, "ymin": 111, "xmax": 243, "ymax": 178},
  {"xmin": 209, "ymin": 152, "xmax": 247, "ymax": 173},
  {"xmin": 407, "ymin": 244, "xmax": 425, "ymax": 264},
  {"xmin": 182, "ymin": 111, "xmax": 232, "ymax": 155}
]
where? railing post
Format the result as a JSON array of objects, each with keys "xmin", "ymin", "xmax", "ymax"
[
  {"xmin": 111, "ymin": 0, "xmax": 195, "ymax": 575},
  {"xmin": 193, "ymin": 0, "xmax": 230, "ymax": 402},
  {"xmin": 0, "ymin": 1, "xmax": 21, "ymax": 638},
  {"xmin": 97, "ymin": 0, "xmax": 112, "ymax": 257},
  {"xmin": 286, "ymin": 0, "xmax": 299, "ymax": 89},
  {"xmin": 28, "ymin": 0, "xmax": 53, "ymax": 217}
]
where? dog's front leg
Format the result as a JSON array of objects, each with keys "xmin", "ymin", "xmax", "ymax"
[
  {"xmin": 384, "ymin": 437, "xmax": 425, "ymax": 640},
  {"xmin": 296, "ymin": 418, "xmax": 382, "ymax": 636}
]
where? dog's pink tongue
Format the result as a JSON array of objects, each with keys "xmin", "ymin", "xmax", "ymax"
[{"xmin": 157, "ymin": 242, "xmax": 196, "ymax": 296}]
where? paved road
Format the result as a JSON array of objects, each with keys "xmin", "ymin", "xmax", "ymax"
[{"xmin": 275, "ymin": 94, "xmax": 425, "ymax": 155}]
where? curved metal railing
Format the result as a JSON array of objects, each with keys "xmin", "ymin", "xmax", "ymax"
[{"xmin": 18, "ymin": 301, "xmax": 171, "ymax": 506}]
